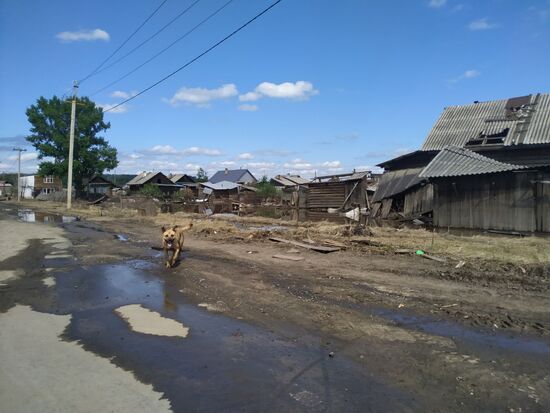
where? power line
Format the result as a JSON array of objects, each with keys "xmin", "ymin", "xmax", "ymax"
[
  {"xmin": 91, "ymin": 0, "xmax": 203, "ymax": 78},
  {"xmin": 79, "ymin": 0, "xmax": 170, "ymax": 84},
  {"xmin": 90, "ymin": 0, "xmax": 235, "ymax": 98},
  {"xmin": 104, "ymin": 0, "xmax": 282, "ymax": 112}
]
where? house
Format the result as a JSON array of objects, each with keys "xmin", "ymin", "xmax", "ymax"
[
  {"xmin": 125, "ymin": 172, "xmax": 180, "ymax": 194},
  {"xmin": 209, "ymin": 168, "xmax": 257, "ymax": 185},
  {"xmin": 374, "ymin": 92, "xmax": 550, "ymax": 232},
  {"xmin": 18, "ymin": 175, "xmax": 63, "ymax": 199},
  {"xmin": 0, "ymin": 181, "xmax": 13, "ymax": 197},
  {"xmin": 85, "ymin": 176, "xmax": 116, "ymax": 197},
  {"xmin": 307, "ymin": 170, "xmax": 372, "ymax": 211},
  {"xmin": 199, "ymin": 180, "xmax": 258, "ymax": 213},
  {"xmin": 169, "ymin": 173, "xmax": 198, "ymax": 196}
]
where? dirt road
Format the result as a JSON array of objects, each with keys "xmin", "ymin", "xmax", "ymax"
[{"xmin": 1, "ymin": 202, "xmax": 549, "ymax": 412}]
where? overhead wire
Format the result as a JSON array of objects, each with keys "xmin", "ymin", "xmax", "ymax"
[
  {"xmin": 89, "ymin": 0, "xmax": 236, "ymax": 98},
  {"xmin": 103, "ymin": 0, "xmax": 283, "ymax": 112},
  {"xmin": 78, "ymin": 0, "xmax": 170, "ymax": 84},
  {"xmin": 91, "ymin": 0, "xmax": 204, "ymax": 78}
]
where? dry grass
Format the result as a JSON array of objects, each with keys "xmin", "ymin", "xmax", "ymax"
[{"xmin": 9, "ymin": 200, "xmax": 550, "ymax": 264}]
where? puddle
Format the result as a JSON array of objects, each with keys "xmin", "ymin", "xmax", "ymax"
[
  {"xmin": 115, "ymin": 304, "xmax": 189, "ymax": 337},
  {"xmin": 43, "ymin": 276, "xmax": 56, "ymax": 287},
  {"xmin": 374, "ymin": 308, "xmax": 550, "ymax": 355},
  {"xmin": 39, "ymin": 262, "xmax": 415, "ymax": 412},
  {"xmin": 18, "ymin": 209, "xmax": 77, "ymax": 224}
]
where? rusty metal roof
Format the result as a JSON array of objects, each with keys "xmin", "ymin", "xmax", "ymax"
[
  {"xmin": 421, "ymin": 93, "xmax": 550, "ymax": 150},
  {"xmin": 419, "ymin": 146, "xmax": 528, "ymax": 178}
]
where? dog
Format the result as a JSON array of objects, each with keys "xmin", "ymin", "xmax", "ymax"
[{"xmin": 161, "ymin": 223, "xmax": 193, "ymax": 268}]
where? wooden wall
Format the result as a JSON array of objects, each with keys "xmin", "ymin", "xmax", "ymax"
[
  {"xmin": 306, "ymin": 179, "xmax": 367, "ymax": 210},
  {"xmin": 404, "ymin": 184, "xmax": 433, "ymax": 217},
  {"xmin": 433, "ymin": 171, "xmax": 550, "ymax": 232}
]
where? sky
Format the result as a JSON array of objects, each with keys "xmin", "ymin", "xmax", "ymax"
[{"xmin": 1, "ymin": 0, "xmax": 550, "ymax": 178}]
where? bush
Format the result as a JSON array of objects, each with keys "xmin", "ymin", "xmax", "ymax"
[{"xmin": 139, "ymin": 184, "xmax": 163, "ymax": 199}]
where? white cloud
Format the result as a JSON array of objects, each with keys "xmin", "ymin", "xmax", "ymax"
[
  {"xmin": 469, "ymin": 18, "xmax": 498, "ymax": 31},
  {"xmin": 239, "ymin": 81, "xmax": 319, "ymax": 102},
  {"xmin": 148, "ymin": 145, "xmax": 221, "ymax": 157},
  {"xmin": 110, "ymin": 90, "xmax": 137, "ymax": 99},
  {"xmin": 56, "ymin": 29, "xmax": 110, "ymax": 42},
  {"xmin": 238, "ymin": 104, "xmax": 258, "ymax": 111},
  {"xmin": 8, "ymin": 152, "xmax": 38, "ymax": 162},
  {"xmin": 448, "ymin": 69, "xmax": 481, "ymax": 83},
  {"xmin": 429, "ymin": 0, "xmax": 447, "ymax": 8},
  {"xmin": 97, "ymin": 103, "xmax": 129, "ymax": 114},
  {"xmin": 166, "ymin": 84, "xmax": 238, "ymax": 107},
  {"xmin": 237, "ymin": 153, "xmax": 253, "ymax": 160}
]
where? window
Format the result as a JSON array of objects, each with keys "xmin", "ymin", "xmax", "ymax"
[
  {"xmin": 43, "ymin": 175, "xmax": 54, "ymax": 184},
  {"xmin": 465, "ymin": 128, "xmax": 509, "ymax": 147}
]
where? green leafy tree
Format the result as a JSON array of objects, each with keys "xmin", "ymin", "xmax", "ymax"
[
  {"xmin": 196, "ymin": 167, "xmax": 208, "ymax": 182},
  {"xmin": 256, "ymin": 175, "xmax": 278, "ymax": 200},
  {"xmin": 139, "ymin": 183, "xmax": 163, "ymax": 199},
  {"xmin": 25, "ymin": 96, "xmax": 118, "ymax": 192}
]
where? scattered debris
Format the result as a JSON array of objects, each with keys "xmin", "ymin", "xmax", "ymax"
[
  {"xmin": 348, "ymin": 237, "xmax": 382, "ymax": 247},
  {"xmin": 395, "ymin": 248, "xmax": 414, "ymax": 254},
  {"xmin": 421, "ymin": 253, "xmax": 447, "ymax": 263},
  {"xmin": 328, "ymin": 351, "xmax": 335, "ymax": 358},
  {"xmin": 273, "ymin": 254, "xmax": 305, "ymax": 262},
  {"xmin": 269, "ymin": 237, "xmax": 340, "ymax": 253},
  {"xmin": 455, "ymin": 260, "xmax": 466, "ymax": 269}
]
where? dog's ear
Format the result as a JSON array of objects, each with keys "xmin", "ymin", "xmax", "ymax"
[
  {"xmin": 172, "ymin": 225, "xmax": 179, "ymax": 230},
  {"xmin": 161, "ymin": 226, "xmax": 166, "ymax": 233}
]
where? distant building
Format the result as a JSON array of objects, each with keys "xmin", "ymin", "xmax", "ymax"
[
  {"xmin": 18, "ymin": 175, "xmax": 63, "ymax": 199},
  {"xmin": 84, "ymin": 176, "xmax": 116, "ymax": 196},
  {"xmin": 169, "ymin": 173, "xmax": 198, "ymax": 196},
  {"xmin": 125, "ymin": 172, "xmax": 180, "ymax": 194},
  {"xmin": 0, "ymin": 181, "xmax": 13, "ymax": 197},
  {"xmin": 209, "ymin": 168, "xmax": 257, "ymax": 185}
]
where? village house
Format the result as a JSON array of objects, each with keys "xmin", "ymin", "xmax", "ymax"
[
  {"xmin": 169, "ymin": 173, "xmax": 198, "ymax": 196},
  {"xmin": 84, "ymin": 176, "xmax": 116, "ymax": 197},
  {"xmin": 18, "ymin": 175, "xmax": 63, "ymax": 199},
  {"xmin": 125, "ymin": 171, "xmax": 180, "ymax": 194},
  {"xmin": 209, "ymin": 168, "xmax": 257, "ymax": 185},
  {"xmin": 373, "ymin": 92, "xmax": 550, "ymax": 232},
  {"xmin": 0, "ymin": 181, "xmax": 13, "ymax": 197}
]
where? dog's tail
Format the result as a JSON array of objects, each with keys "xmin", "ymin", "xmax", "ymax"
[{"xmin": 181, "ymin": 222, "xmax": 193, "ymax": 231}]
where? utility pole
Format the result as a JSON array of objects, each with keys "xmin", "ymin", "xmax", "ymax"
[
  {"xmin": 67, "ymin": 81, "xmax": 78, "ymax": 209},
  {"xmin": 13, "ymin": 147, "xmax": 27, "ymax": 202}
]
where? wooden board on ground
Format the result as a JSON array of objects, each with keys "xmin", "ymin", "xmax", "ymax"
[
  {"xmin": 421, "ymin": 253, "xmax": 447, "ymax": 263},
  {"xmin": 273, "ymin": 254, "xmax": 305, "ymax": 261},
  {"xmin": 269, "ymin": 237, "xmax": 340, "ymax": 253}
]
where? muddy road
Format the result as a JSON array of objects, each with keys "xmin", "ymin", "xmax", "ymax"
[{"xmin": 1, "ymin": 203, "xmax": 550, "ymax": 412}]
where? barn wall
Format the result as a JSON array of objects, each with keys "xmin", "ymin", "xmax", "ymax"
[
  {"xmin": 306, "ymin": 179, "xmax": 367, "ymax": 210},
  {"xmin": 404, "ymin": 184, "xmax": 433, "ymax": 216},
  {"xmin": 432, "ymin": 171, "xmax": 549, "ymax": 232}
]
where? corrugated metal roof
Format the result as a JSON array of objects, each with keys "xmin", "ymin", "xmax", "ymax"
[
  {"xmin": 421, "ymin": 93, "xmax": 550, "ymax": 150},
  {"xmin": 271, "ymin": 175, "xmax": 310, "ymax": 186},
  {"xmin": 210, "ymin": 169, "xmax": 256, "ymax": 184},
  {"xmin": 372, "ymin": 167, "xmax": 425, "ymax": 203},
  {"xmin": 126, "ymin": 172, "xmax": 157, "ymax": 186},
  {"xmin": 419, "ymin": 146, "xmax": 528, "ymax": 178}
]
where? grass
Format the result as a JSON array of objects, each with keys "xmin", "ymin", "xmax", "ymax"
[{"xmin": 8, "ymin": 199, "xmax": 550, "ymax": 265}]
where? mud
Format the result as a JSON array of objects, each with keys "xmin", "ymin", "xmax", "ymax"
[{"xmin": 1, "ymin": 202, "xmax": 550, "ymax": 412}]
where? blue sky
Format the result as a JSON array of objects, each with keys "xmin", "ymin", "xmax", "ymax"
[{"xmin": 1, "ymin": 0, "xmax": 550, "ymax": 177}]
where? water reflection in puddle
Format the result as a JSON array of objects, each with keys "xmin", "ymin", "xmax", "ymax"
[
  {"xmin": 18, "ymin": 209, "xmax": 77, "ymax": 224},
  {"xmin": 48, "ymin": 262, "xmax": 415, "ymax": 412}
]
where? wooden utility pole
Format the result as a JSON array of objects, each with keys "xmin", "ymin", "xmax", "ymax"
[
  {"xmin": 12, "ymin": 147, "xmax": 27, "ymax": 202},
  {"xmin": 67, "ymin": 81, "xmax": 78, "ymax": 209}
]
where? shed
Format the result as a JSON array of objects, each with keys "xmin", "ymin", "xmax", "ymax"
[
  {"xmin": 85, "ymin": 176, "xmax": 116, "ymax": 196},
  {"xmin": 126, "ymin": 172, "xmax": 180, "ymax": 194},
  {"xmin": 306, "ymin": 171, "xmax": 371, "ymax": 211}
]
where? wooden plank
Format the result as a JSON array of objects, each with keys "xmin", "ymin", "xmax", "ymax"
[
  {"xmin": 269, "ymin": 237, "xmax": 340, "ymax": 253},
  {"xmin": 273, "ymin": 254, "xmax": 305, "ymax": 261}
]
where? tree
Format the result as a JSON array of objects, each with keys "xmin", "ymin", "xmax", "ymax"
[
  {"xmin": 256, "ymin": 175, "xmax": 278, "ymax": 200},
  {"xmin": 195, "ymin": 167, "xmax": 208, "ymax": 182},
  {"xmin": 25, "ymin": 96, "xmax": 118, "ymax": 192}
]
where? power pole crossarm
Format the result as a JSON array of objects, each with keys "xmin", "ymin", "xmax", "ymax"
[
  {"xmin": 13, "ymin": 147, "xmax": 27, "ymax": 202},
  {"xmin": 67, "ymin": 81, "xmax": 78, "ymax": 210}
]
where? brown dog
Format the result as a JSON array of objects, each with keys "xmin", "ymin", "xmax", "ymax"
[{"xmin": 161, "ymin": 223, "xmax": 193, "ymax": 268}]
